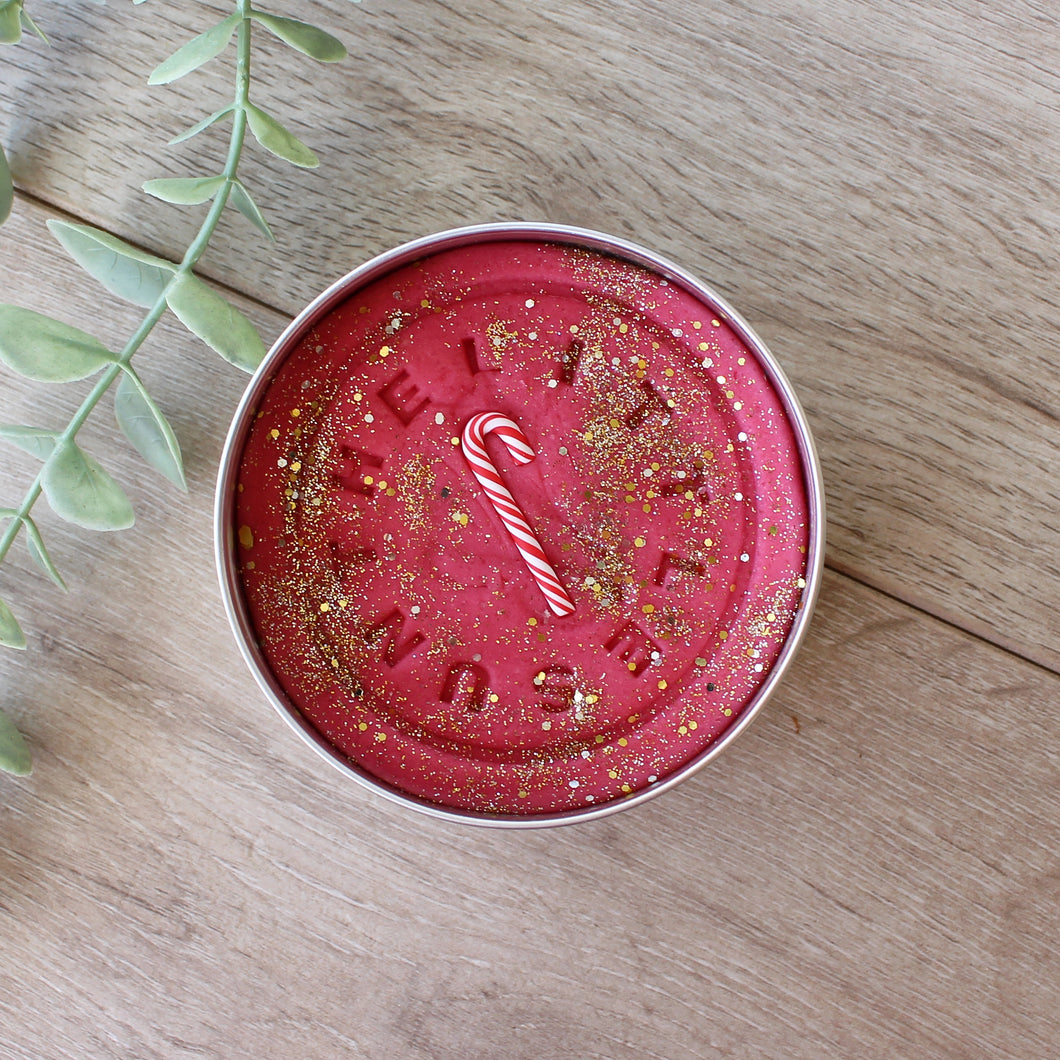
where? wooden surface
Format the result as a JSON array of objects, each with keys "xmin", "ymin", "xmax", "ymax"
[{"xmin": 2, "ymin": 1, "xmax": 1058, "ymax": 1056}]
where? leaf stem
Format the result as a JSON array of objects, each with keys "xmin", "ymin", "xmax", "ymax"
[{"xmin": 0, "ymin": 3, "xmax": 255, "ymax": 572}]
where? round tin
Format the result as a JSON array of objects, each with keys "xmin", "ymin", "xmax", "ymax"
[{"xmin": 215, "ymin": 223, "xmax": 825, "ymax": 828}]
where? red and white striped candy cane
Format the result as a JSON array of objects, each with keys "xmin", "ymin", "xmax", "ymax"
[{"xmin": 460, "ymin": 412, "xmax": 575, "ymax": 617}]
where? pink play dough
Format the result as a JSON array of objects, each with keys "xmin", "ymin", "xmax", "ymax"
[{"xmin": 233, "ymin": 238, "xmax": 812, "ymax": 815}]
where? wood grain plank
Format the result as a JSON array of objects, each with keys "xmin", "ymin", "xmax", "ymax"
[{"xmin": 3, "ymin": 0, "xmax": 1059, "ymax": 668}]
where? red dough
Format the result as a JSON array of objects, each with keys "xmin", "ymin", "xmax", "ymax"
[{"xmin": 232, "ymin": 237, "xmax": 813, "ymax": 816}]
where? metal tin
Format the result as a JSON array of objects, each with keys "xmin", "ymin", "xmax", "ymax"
[{"xmin": 215, "ymin": 223, "xmax": 825, "ymax": 828}]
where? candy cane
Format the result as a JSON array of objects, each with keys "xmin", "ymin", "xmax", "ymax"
[{"xmin": 460, "ymin": 412, "xmax": 575, "ymax": 617}]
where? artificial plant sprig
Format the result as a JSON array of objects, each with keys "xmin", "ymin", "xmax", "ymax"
[{"xmin": 0, "ymin": 0, "xmax": 349, "ymax": 772}]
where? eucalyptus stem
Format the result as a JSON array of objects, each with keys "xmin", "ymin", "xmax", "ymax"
[{"xmin": 0, "ymin": 10, "xmax": 254, "ymax": 571}]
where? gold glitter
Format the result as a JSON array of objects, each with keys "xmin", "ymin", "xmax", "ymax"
[
  {"xmin": 290, "ymin": 408, "xmax": 300, "ymax": 417},
  {"xmin": 269, "ymin": 428, "xmax": 280, "ymax": 440},
  {"xmin": 238, "ymin": 525, "xmax": 254, "ymax": 550}
]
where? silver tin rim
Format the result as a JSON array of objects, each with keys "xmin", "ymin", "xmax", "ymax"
[{"xmin": 214, "ymin": 222, "xmax": 826, "ymax": 828}]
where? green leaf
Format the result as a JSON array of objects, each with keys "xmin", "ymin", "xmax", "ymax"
[
  {"xmin": 0, "ymin": 707, "xmax": 31, "ymax": 775},
  {"xmin": 0, "ymin": 596, "xmax": 25, "ymax": 650},
  {"xmin": 0, "ymin": 142, "xmax": 11, "ymax": 226},
  {"xmin": 165, "ymin": 272, "xmax": 266, "ymax": 373},
  {"xmin": 0, "ymin": 2, "xmax": 22, "ymax": 45},
  {"xmin": 115, "ymin": 369, "xmax": 187, "ymax": 490},
  {"xmin": 47, "ymin": 221, "xmax": 175, "ymax": 307},
  {"xmin": 169, "ymin": 104, "xmax": 234, "ymax": 146},
  {"xmin": 42, "ymin": 440, "xmax": 135, "ymax": 531},
  {"xmin": 249, "ymin": 12, "xmax": 347, "ymax": 62},
  {"xmin": 0, "ymin": 425, "xmax": 58, "ymax": 460},
  {"xmin": 19, "ymin": 6, "xmax": 48, "ymax": 43},
  {"xmin": 229, "ymin": 179, "xmax": 274, "ymax": 242},
  {"xmin": 148, "ymin": 13, "xmax": 239, "ymax": 85},
  {"xmin": 142, "ymin": 175, "xmax": 226, "ymax": 205},
  {"xmin": 22, "ymin": 515, "xmax": 66, "ymax": 590},
  {"xmin": 0, "ymin": 305, "xmax": 115, "ymax": 381},
  {"xmin": 244, "ymin": 104, "xmax": 319, "ymax": 169}
]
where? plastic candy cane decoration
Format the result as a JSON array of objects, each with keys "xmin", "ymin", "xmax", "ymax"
[{"xmin": 461, "ymin": 412, "xmax": 575, "ymax": 617}]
